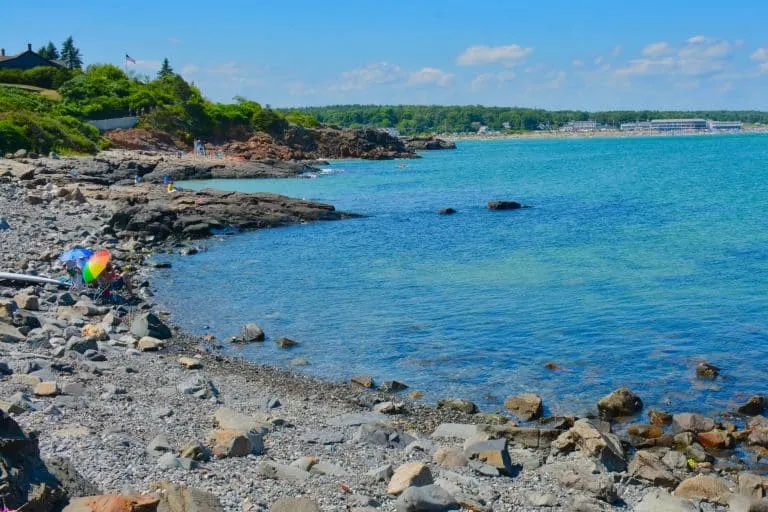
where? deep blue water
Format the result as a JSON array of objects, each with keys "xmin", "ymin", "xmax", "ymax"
[{"xmin": 153, "ymin": 135, "xmax": 768, "ymax": 418}]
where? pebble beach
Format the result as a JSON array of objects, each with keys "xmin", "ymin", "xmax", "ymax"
[{"xmin": 0, "ymin": 150, "xmax": 767, "ymax": 512}]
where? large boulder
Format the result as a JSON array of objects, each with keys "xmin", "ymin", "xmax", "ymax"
[
  {"xmin": 436, "ymin": 398, "xmax": 477, "ymax": 414},
  {"xmin": 634, "ymin": 489, "xmax": 698, "ymax": 512},
  {"xmin": 207, "ymin": 429, "xmax": 264, "ymax": 458},
  {"xmin": 130, "ymin": 312, "xmax": 172, "ymax": 339},
  {"xmin": 672, "ymin": 413, "xmax": 715, "ymax": 434},
  {"xmin": 738, "ymin": 395, "xmax": 767, "ymax": 416},
  {"xmin": 551, "ymin": 419, "xmax": 627, "ymax": 472},
  {"xmin": 240, "ymin": 323, "xmax": 265, "ymax": 342},
  {"xmin": 0, "ymin": 410, "xmax": 66, "ymax": 511},
  {"xmin": 504, "ymin": 393, "xmax": 543, "ymax": 421},
  {"xmin": 627, "ymin": 450, "xmax": 681, "ymax": 489},
  {"xmin": 596, "ymin": 387, "xmax": 643, "ymax": 419},
  {"xmin": 674, "ymin": 475, "xmax": 732, "ymax": 505}
]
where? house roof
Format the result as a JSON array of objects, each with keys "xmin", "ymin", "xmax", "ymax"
[{"xmin": 0, "ymin": 48, "xmax": 65, "ymax": 68}]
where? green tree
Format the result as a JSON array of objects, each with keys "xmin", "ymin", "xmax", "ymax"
[
  {"xmin": 60, "ymin": 36, "xmax": 83, "ymax": 70},
  {"xmin": 157, "ymin": 58, "xmax": 174, "ymax": 79},
  {"xmin": 37, "ymin": 41, "xmax": 59, "ymax": 60}
]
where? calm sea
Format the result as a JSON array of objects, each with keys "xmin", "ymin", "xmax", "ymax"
[{"xmin": 153, "ymin": 135, "xmax": 768, "ymax": 418}]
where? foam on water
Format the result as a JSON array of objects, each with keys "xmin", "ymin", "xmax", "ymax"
[{"xmin": 156, "ymin": 135, "xmax": 768, "ymax": 416}]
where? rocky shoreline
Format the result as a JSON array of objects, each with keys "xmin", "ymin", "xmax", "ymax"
[{"xmin": 0, "ymin": 152, "xmax": 767, "ymax": 511}]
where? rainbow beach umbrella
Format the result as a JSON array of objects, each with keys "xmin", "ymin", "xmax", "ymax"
[{"xmin": 82, "ymin": 250, "xmax": 111, "ymax": 283}]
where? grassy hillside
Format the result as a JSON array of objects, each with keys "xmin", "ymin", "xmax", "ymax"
[{"xmin": 0, "ymin": 63, "xmax": 317, "ymax": 154}]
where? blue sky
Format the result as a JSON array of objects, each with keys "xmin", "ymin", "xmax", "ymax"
[{"xmin": 4, "ymin": 0, "xmax": 768, "ymax": 109}]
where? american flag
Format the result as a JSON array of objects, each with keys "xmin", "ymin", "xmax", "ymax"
[{"xmin": 125, "ymin": 54, "xmax": 136, "ymax": 64}]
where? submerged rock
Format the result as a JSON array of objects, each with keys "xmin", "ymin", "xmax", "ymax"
[
  {"xmin": 696, "ymin": 361, "xmax": 720, "ymax": 379},
  {"xmin": 596, "ymin": 387, "xmax": 643, "ymax": 419},
  {"xmin": 487, "ymin": 200, "xmax": 522, "ymax": 210},
  {"xmin": 438, "ymin": 208, "xmax": 457, "ymax": 215}
]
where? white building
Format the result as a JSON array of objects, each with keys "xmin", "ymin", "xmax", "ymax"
[
  {"xmin": 650, "ymin": 119, "xmax": 708, "ymax": 131},
  {"xmin": 561, "ymin": 120, "xmax": 597, "ymax": 132},
  {"xmin": 620, "ymin": 122, "xmax": 652, "ymax": 131},
  {"xmin": 707, "ymin": 120, "xmax": 743, "ymax": 131}
]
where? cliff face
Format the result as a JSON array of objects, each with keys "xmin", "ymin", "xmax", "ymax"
[{"xmin": 221, "ymin": 126, "xmax": 417, "ymax": 161}]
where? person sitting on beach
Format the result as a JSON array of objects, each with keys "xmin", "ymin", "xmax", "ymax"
[
  {"xmin": 167, "ymin": 180, "xmax": 176, "ymax": 193},
  {"xmin": 97, "ymin": 263, "xmax": 132, "ymax": 297}
]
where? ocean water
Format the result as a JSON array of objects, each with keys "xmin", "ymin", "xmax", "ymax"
[{"xmin": 153, "ymin": 135, "xmax": 768, "ymax": 418}]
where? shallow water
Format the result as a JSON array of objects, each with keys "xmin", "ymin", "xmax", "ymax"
[{"xmin": 153, "ymin": 135, "xmax": 768, "ymax": 417}]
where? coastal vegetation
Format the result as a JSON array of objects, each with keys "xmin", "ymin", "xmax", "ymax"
[
  {"xmin": 290, "ymin": 105, "xmax": 768, "ymax": 134},
  {"xmin": 0, "ymin": 56, "xmax": 318, "ymax": 154}
]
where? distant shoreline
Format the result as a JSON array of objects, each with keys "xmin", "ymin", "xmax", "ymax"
[{"xmin": 441, "ymin": 128, "xmax": 768, "ymax": 142}]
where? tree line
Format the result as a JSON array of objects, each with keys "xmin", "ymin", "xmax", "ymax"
[{"xmin": 288, "ymin": 105, "xmax": 768, "ymax": 135}]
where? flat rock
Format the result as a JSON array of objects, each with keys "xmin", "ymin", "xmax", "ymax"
[
  {"xmin": 269, "ymin": 498, "xmax": 320, "ymax": 512},
  {"xmin": 258, "ymin": 461, "xmax": 310, "ymax": 482},
  {"xmin": 153, "ymin": 481, "xmax": 224, "ymax": 512},
  {"xmin": 388, "ymin": 462, "xmax": 433, "ymax": 495},
  {"xmin": 301, "ymin": 429, "xmax": 345, "ymax": 445},
  {"xmin": 212, "ymin": 408, "xmax": 270, "ymax": 434},
  {"xmin": 33, "ymin": 381, "xmax": 59, "ymax": 397},
  {"xmin": 395, "ymin": 484, "xmax": 459, "ymax": 512},
  {"xmin": 63, "ymin": 494, "xmax": 160, "ymax": 512},
  {"xmin": 431, "ymin": 423, "xmax": 478, "ymax": 440},
  {"xmin": 366, "ymin": 464, "xmax": 394, "ymax": 482},
  {"xmin": 0, "ymin": 323, "xmax": 25, "ymax": 343},
  {"xmin": 433, "ymin": 447, "xmax": 469, "ymax": 468},
  {"xmin": 310, "ymin": 461, "xmax": 346, "ymax": 476},
  {"xmin": 628, "ymin": 450, "xmax": 680, "ymax": 489}
]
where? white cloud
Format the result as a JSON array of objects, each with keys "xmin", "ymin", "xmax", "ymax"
[
  {"xmin": 610, "ymin": 45, "xmax": 623, "ymax": 57},
  {"xmin": 132, "ymin": 59, "xmax": 161, "ymax": 72},
  {"xmin": 761, "ymin": 62, "xmax": 768, "ymax": 73},
  {"xmin": 211, "ymin": 62, "xmax": 243, "ymax": 75},
  {"xmin": 407, "ymin": 67, "xmax": 454, "ymax": 87},
  {"xmin": 181, "ymin": 64, "xmax": 199, "ymax": 75},
  {"xmin": 642, "ymin": 42, "xmax": 670, "ymax": 57},
  {"xmin": 470, "ymin": 71, "xmax": 516, "ymax": 89},
  {"xmin": 286, "ymin": 81, "xmax": 315, "ymax": 96},
  {"xmin": 594, "ymin": 56, "xmax": 604, "ymax": 65},
  {"xmin": 168, "ymin": 36, "xmax": 181, "ymax": 44},
  {"xmin": 687, "ymin": 35, "xmax": 708, "ymax": 44},
  {"xmin": 547, "ymin": 71, "xmax": 567, "ymax": 89},
  {"xmin": 571, "ymin": 59, "xmax": 584, "ymax": 68},
  {"xmin": 751, "ymin": 48, "xmax": 768, "ymax": 61},
  {"xmin": 335, "ymin": 61, "xmax": 403, "ymax": 91},
  {"xmin": 456, "ymin": 44, "xmax": 533, "ymax": 66},
  {"xmin": 614, "ymin": 58, "xmax": 675, "ymax": 77}
]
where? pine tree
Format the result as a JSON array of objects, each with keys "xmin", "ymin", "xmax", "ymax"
[
  {"xmin": 37, "ymin": 41, "xmax": 59, "ymax": 60},
  {"xmin": 157, "ymin": 58, "xmax": 174, "ymax": 79},
  {"xmin": 60, "ymin": 36, "xmax": 83, "ymax": 69}
]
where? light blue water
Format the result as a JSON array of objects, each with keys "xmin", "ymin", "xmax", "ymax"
[{"xmin": 153, "ymin": 135, "xmax": 768, "ymax": 418}]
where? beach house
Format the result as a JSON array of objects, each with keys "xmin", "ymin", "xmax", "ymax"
[{"xmin": 0, "ymin": 44, "xmax": 64, "ymax": 70}]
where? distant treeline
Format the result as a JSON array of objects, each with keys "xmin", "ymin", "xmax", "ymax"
[{"xmin": 287, "ymin": 105, "xmax": 768, "ymax": 135}]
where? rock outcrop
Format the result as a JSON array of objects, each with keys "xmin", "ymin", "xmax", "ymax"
[{"xmin": 402, "ymin": 136, "xmax": 457, "ymax": 151}]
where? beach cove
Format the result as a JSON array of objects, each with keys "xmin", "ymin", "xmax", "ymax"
[{"xmin": 0, "ymin": 140, "xmax": 767, "ymax": 511}]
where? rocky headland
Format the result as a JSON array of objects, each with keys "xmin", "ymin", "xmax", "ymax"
[{"xmin": 0, "ymin": 153, "xmax": 767, "ymax": 511}]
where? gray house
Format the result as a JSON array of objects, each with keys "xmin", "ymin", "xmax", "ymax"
[{"xmin": 0, "ymin": 44, "xmax": 64, "ymax": 70}]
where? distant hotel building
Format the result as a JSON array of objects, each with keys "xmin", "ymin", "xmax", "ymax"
[
  {"xmin": 619, "ymin": 119, "xmax": 743, "ymax": 132},
  {"xmin": 561, "ymin": 120, "xmax": 597, "ymax": 132},
  {"xmin": 620, "ymin": 121, "xmax": 652, "ymax": 131},
  {"xmin": 707, "ymin": 120, "xmax": 743, "ymax": 131}
]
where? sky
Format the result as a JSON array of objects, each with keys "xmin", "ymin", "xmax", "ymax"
[{"xmin": 4, "ymin": 0, "xmax": 768, "ymax": 110}]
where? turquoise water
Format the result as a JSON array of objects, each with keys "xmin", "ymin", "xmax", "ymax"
[{"xmin": 153, "ymin": 135, "xmax": 768, "ymax": 418}]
